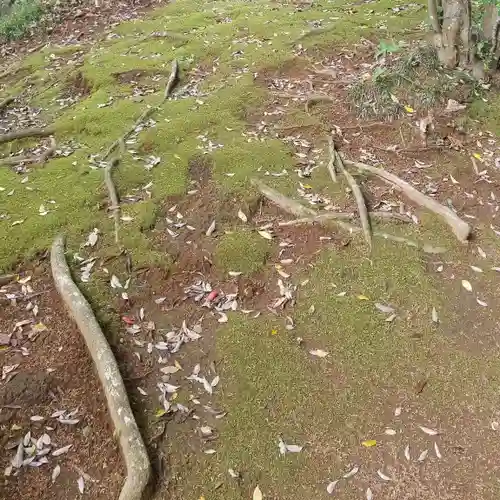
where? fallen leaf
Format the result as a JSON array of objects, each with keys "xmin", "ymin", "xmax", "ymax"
[
  {"xmin": 253, "ymin": 486, "xmax": 263, "ymax": 500},
  {"xmin": 384, "ymin": 429, "xmax": 396, "ymax": 436},
  {"xmin": 445, "ymin": 99, "xmax": 466, "ymax": 112},
  {"xmin": 404, "ymin": 444, "xmax": 411, "ymax": 461},
  {"xmin": 285, "ymin": 444, "xmax": 303, "ymax": 453},
  {"xmin": 52, "ymin": 464, "xmax": 61, "ymax": 483},
  {"xmin": 218, "ymin": 312, "xmax": 228, "ymax": 323},
  {"xmin": 404, "ymin": 105, "xmax": 414, "ymax": 113},
  {"xmin": 418, "ymin": 449, "xmax": 428, "ymax": 462},
  {"xmin": 491, "ymin": 421, "xmax": 499, "ymax": 431},
  {"xmin": 366, "ymin": 487, "xmax": 373, "ymax": 500},
  {"xmin": 431, "ymin": 307, "xmax": 439, "ymax": 323},
  {"xmin": 343, "ymin": 465, "xmax": 359, "ymax": 478},
  {"xmin": 462, "ymin": 280, "xmax": 472, "ymax": 292},
  {"xmin": 434, "ymin": 442, "xmax": 442, "ymax": 459},
  {"xmin": 228, "ymin": 468, "xmax": 239, "ymax": 478},
  {"xmin": 110, "ymin": 275, "xmax": 122, "ymax": 289},
  {"xmin": 477, "ymin": 298, "xmax": 488, "ymax": 307},
  {"xmin": 211, "ymin": 376, "xmax": 220, "ymax": 388},
  {"xmin": 362, "ymin": 440, "xmax": 377, "ymax": 447},
  {"xmin": 309, "ymin": 349, "xmax": 328, "ymax": 358},
  {"xmin": 52, "ymin": 444, "xmax": 72, "ymax": 457},
  {"xmin": 326, "ymin": 480, "xmax": 339, "ymax": 494},
  {"xmin": 478, "ymin": 246, "xmax": 486, "ymax": 258},
  {"xmin": 470, "ymin": 265, "xmax": 483, "ymax": 273},
  {"xmin": 394, "ymin": 407, "xmax": 402, "ymax": 417},
  {"xmin": 385, "ymin": 313, "xmax": 396, "ymax": 323},
  {"xmin": 206, "ymin": 220, "xmax": 216, "ymax": 236},
  {"xmin": 377, "ymin": 469, "xmax": 392, "ymax": 481},
  {"xmin": 160, "ymin": 366, "xmax": 180, "ymax": 374},
  {"xmin": 357, "ymin": 294, "xmax": 369, "ymax": 301},
  {"xmin": 419, "ymin": 426, "xmax": 439, "ymax": 436},
  {"xmin": 258, "ymin": 230, "xmax": 273, "ymax": 240},
  {"xmin": 237, "ymin": 209, "xmax": 248, "ymax": 223},
  {"xmin": 375, "ymin": 303, "xmax": 394, "ymax": 314},
  {"xmin": 204, "ymin": 449, "xmax": 216, "ymax": 455},
  {"xmin": 77, "ymin": 476, "xmax": 85, "ymax": 494}
]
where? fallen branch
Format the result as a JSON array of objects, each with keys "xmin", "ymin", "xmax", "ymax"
[
  {"xmin": 335, "ymin": 150, "xmax": 372, "ymax": 251},
  {"xmin": 279, "ymin": 211, "xmax": 411, "ymax": 226},
  {"xmin": 50, "ymin": 235, "xmax": 150, "ymax": 500},
  {"xmin": 103, "ymin": 59, "xmax": 179, "ymax": 161},
  {"xmin": 250, "ymin": 178, "xmax": 317, "ymax": 218},
  {"xmin": 0, "ymin": 127, "xmax": 55, "ymax": 146},
  {"xmin": 344, "ymin": 159, "xmax": 471, "ymax": 242},
  {"xmin": 104, "ymin": 158, "xmax": 121, "ymax": 245},
  {"xmin": 326, "ymin": 135, "xmax": 337, "ymax": 183},
  {"xmin": 0, "ymin": 96, "xmax": 15, "ymax": 112},
  {"xmin": 305, "ymin": 94, "xmax": 335, "ymax": 113}
]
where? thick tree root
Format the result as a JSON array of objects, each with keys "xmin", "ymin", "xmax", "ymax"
[
  {"xmin": 250, "ymin": 178, "xmax": 317, "ymax": 217},
  {"xmin": 0, "ymin": 127, "xmax": 55, "ymax": 145},
  {"xmin": 50, "ymin": 235, "xmax": 150, "ymax": 500},
  {"xmin": 344, "ymin": 159, "xmax": 471, "ymax": 242},
  {"xmin": 0, "ymin": 138, "xmax": 57, "ymax": 167},
  {"xmin": 0, "ymin": 96, "xmax": 15, "ymax": 112}
]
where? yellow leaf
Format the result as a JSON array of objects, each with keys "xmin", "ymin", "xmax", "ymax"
[
  {"xmin": 155, "ymin": 409, "xmax": 167, "ymax": 418},
  {"xmin": 271, "ymin": 329, "xmax": 278, "ymax": 336},
  {"xmin": 473, "ymin": 153, "xmax": 482, "ymax": 160},
  {"xmin": 357, "ymin": 295, "xmax": 369, "ymax": 301},
  {"xmin": 32, "ymin": 322, "xmax": 48, "ymax": 332},
  {"xmin": 171, "ymin": 392, "xmax": 178, "ymax": 400},
  {"xmin": 302, "ymin": 184, "xmax": 313, "ymax": 189},
  {"xmin": 199, "ymin": 497, "xmax": 205, "ymax": 500},
  {"xmin": 362, "ymin": 439, "xmax": 377, "ymax": 447},
  {"xmin": 404, "ymin": 105, "xmax": 414, "ymax": 113},
  {"xmin": 174, "ymin": 360, "xmax": 182, "ymax": 370}
]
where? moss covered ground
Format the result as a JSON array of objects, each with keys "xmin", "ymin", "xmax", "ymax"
[{"xmin": 3, "ymin": 0, "xmax": 500, "ymax": 498}]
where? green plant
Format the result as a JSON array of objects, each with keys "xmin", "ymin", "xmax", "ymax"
[
  {"xmin": 375, "ymin": 39, "xmax": 401, "ymax": 59},
  {"xmin": 0, "ymin": 0, "xmax": 44, "ymax": 41}
]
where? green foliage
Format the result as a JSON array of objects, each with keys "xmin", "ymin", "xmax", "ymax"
[
  {"xmin": 375, "ymin": 39, "xmax": 401, "ymax": 59},
  {"xmin": 0, "ymin": 0, "xmax": 43, "ymax": 40}
]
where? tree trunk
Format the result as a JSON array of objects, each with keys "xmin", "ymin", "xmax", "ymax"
[{"xmin": 428, "ymin": 0, "xmax": 500, "ymax": 77}]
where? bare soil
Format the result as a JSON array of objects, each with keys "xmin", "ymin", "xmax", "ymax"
[{"xmin": 0, "ymin": 266, "xmax": 124, "ymax": 499}]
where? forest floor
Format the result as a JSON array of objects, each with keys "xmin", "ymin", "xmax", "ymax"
[{"xmin": 2, "ymin": 0, "xmax": 500, "ymax": 499}]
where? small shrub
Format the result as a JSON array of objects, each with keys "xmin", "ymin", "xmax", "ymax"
[{"xmin": 0, "ymin": 0, "xmax": 44, "ymax": 41}]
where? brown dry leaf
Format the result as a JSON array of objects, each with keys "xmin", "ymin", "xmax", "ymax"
[
  {"xmin": 418, "ymin": 449, "xmax": 428, "ymax": 462},
  {"xmin": 52, "ymin": 444, "xmax": 72, "ymax": 457},
  {"xmin": 415, "ymin": 377, "xmax": 428, "ymax": 394}
]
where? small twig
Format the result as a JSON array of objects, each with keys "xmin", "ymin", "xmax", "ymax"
[
  {"xmin": 250, "ymin": 178, "xmax": 317, "ymax": 218},
  {"xmin": 326, "ymin": 135, "xmax": 337, "ymax": 183},
  {"xmin": 305, "ymin": 94, "xmax": 335, "ymax": 113},
  {"xmin": 104, "ymin": 158, "xmax": 121, "ymax": 245},
  {"xmin": 0, "ymin": 127, "xmax": 55, "ymax": 145}
]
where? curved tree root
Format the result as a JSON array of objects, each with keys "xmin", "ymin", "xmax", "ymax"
[{"xmin": 50, "ymin": 235, "xmax": 150, "ymax": 500}]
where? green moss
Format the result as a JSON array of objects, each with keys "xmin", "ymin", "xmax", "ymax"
[
  {"xmin": 214, "ymin": 230, "xmax": 270, "ymax": 274},
  {"xmin": 469, "ymin": 97, "xmax": 500, "ymax": 135}
]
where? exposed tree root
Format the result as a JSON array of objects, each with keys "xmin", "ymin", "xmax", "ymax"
[
  {"xmin": 326, "ymin": 135, "xmax": 337, "ymax": 183},
  {"xmin": 104, "ymin": 158, "xmax": 121, "ymax": 245},
  {"xmin": 0, "ymin": 127, "xmax": 55, "ymax": 145},
  {"xmin": 0, "ymin": 138, "xmax": 57, "ymax": 167},
  {"xmin": 103, "ymin": 59, "xmax": 179, "ymax": 161},
  {"xmin": 0, "ymin": 96, "xmax": 15, "ymax": 112},
  {"xmin": 343, "ymin": 158, "xmax": 471, "ymax": 242},
  {"xmin": 250, "ymin": 178, "xmax": 317, "ymax": 218},
  {"xmin": 279, "ymin": 211, "xmax": 411, "ymax": 226},
  {"xmin": 50, "ymin": 235, "xmax": 150, "ymax": 500},
  {"xmin": 335, "ymin": 149, "xmax": 373, "ymax": 252}
]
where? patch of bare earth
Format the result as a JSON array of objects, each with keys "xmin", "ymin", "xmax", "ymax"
[{"xmin": 0, "ymin": 266, "xmax": 124, "ymax": 499}]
